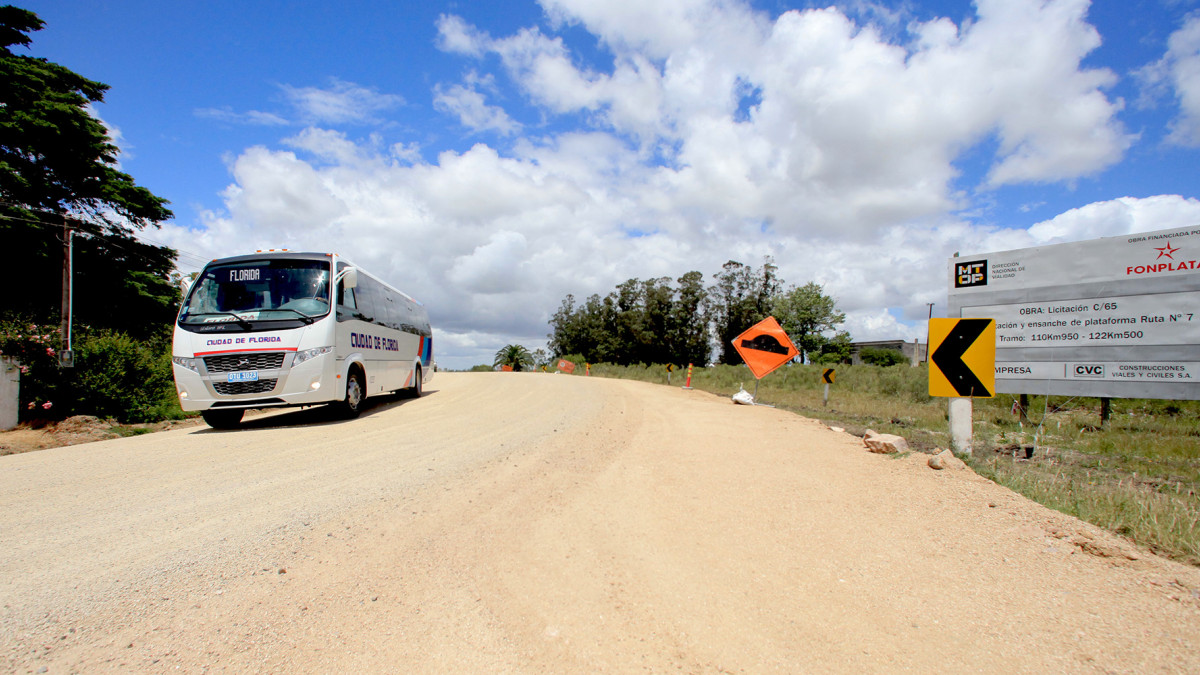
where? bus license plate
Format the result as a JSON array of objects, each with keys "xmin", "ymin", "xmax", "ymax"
[{"xmin": 227, "ymin": 371, "xmax": 259, "ymax": 383}]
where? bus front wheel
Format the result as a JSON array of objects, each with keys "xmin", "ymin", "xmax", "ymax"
[{"xmin": 339, "ymin": 368, "xmax": 365, "ymax": 418}]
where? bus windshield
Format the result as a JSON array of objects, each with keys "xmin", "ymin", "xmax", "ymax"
[{"xmin": 179, "ymin": 259, "xmax": 331, "ymax": 325}]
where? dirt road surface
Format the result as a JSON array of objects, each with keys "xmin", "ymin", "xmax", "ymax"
[{"xmin": 2, "ymin": 372, "xmax": 1198, "ymax": 673}]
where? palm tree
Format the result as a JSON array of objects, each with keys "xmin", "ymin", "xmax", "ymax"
[{"xmin": 494, "ymin": 344, "xmax": 534, "ymax": 372}]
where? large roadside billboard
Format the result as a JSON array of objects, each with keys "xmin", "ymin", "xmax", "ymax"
[{"xmin": 947, "ymin": 225, "xmax": 1200, "ymax": 400}]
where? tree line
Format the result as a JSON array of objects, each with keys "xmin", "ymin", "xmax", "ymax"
[{"xmin": 547, "ymin": 258, "xmax": 851, "ymax": 367}]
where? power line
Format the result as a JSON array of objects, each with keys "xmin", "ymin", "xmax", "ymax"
[{"xmin": 0, "ymin": 207, "xmax": 209, "ymax": 271}]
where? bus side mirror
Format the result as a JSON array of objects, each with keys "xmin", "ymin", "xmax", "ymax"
[{"xmin": 341, "ymin": 268, "xmax": 359, "ymax": 289}]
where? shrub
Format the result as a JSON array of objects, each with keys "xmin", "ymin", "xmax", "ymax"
[
  {"xmin": 70, "ymin": 329, "xmax": 182, "ymax": 422},
  {"xmin": 0, "ymin": 318, "xmax": 184, "ymax": 423},
  {"xmin": 859, "ymin": 346, "xmax": 907, "ymax": 366}
]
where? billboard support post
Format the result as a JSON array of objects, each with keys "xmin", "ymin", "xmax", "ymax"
[{"xmin": 949, "ymin": 397, "xmax": 973, "ymax": 455}]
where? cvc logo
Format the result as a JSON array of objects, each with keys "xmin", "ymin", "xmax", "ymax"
[
  {"xmin": 955, "ymin": 260, "xmax": 987, "ymax": 288},
  {"xmin": 1073, "ymin": 364, "xmax": 1105, "ymax": 378}
]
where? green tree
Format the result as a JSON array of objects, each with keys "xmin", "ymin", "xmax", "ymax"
[
  {"xmin": 709, "ymin": 258, "xmax": 781, "ymax": 365},
  {"xmin": 667, "ymin": 270, "xmax": 710, "ymax": 366},
  {"xmin": 772, "ymin": 282, "xmax": 847, "ymax": 363},
  {"xmin": 859, "ymin": 346, "xmax": 907, "ymax": 366},
  {"xmin": 494, "ymin": 344, "xmax": 534, "ymax": 371},
  {"xmin": 812, "ymin": 330, "xmax": 853, "ymax": 364},
  {"xmin": 547, "ymin": 272, "xmax": 710, "ymax": 367},
  {"xmin": 1, "ymin": 6, "xmax": 178, "ymax": 336}
]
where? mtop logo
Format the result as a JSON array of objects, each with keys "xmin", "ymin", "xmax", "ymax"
[{"xmin": 955, "ymin": 260, "xmax": 987, "ymax": 288}]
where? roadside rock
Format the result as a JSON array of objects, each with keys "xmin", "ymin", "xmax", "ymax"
[
  {"xmin": 928, "ymin": 449, "xmax": 967, "ymax": 471},
  {"xmin": 863, "ymin": 430, "xmax": 909, "ymax": 454}
]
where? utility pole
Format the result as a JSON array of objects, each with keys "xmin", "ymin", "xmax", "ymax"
[
  {"xmin": 924, "ymin": 302, "xmax": 934, "ymax": 363},
  {"xmin": 59, "ymin": 219, "xmax": 75, "ymax": 368}
]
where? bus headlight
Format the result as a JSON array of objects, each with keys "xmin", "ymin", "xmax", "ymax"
[
  {"xmin": 172, "ymin": 356, "xmax": 198, "ymax": 372},
  {"xmin": 294, "ymin": 346, "xmax": 333, "ymax": 366}
]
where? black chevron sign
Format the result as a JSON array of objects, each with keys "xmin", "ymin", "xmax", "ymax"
[{"xmin": 929, "ymin": 318, "xmax": 996, "ymax": 398}]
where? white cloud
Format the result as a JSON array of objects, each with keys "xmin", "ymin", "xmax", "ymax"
[
  {"xmin": 86, "ymin": 105, "xmax": 130, "ymax": 166},
  {"xmin": 1166, "ymin": 15, "xmax": 1200, "ymax": 146},
  {"xmin": 197, "ymin": 79, "xmax": 403, "ymax": 128},
  {"xmin": 437, "ymin": 0, "xmax": 1130, "ymax": 235},
  {"xmin": 195, "ymin": 106, "xmax": 290, "ymax": 126},
  {"xmin": 1024, "ymin": 194, "xmax": 1200, "ymax": 242},
  {"xmin": 447, "ymin": 230, "xmax": 532, "ymax": 293},
  {"xmin": 434, "ymin": 78, "xmax": 521, "ymax": 135},
  {"xmin": 539, "ymin": 0, "xmax": 768, "ymax": 62},
  {"xmin": 283, "ymin": 127, "xmax": 377, "ymax": 166},
  {"xmin": 216, "ymin": 146, "xmax": 350, "ymax": 239},
  {"xmin": 281, "ymin": 78, "xmax": 405, "ymax": 125},
  {"xmin": 436, "ymin": 14, "xmax": 490, "ymax": 57},
  {"xmin": 164, "ymin": 1, "xmax": 1180, "ymax": 369}
]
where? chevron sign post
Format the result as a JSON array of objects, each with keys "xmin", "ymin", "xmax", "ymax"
[{"xmin": 928, "ymin": 317, "xmax": 996, "ymax": 455}]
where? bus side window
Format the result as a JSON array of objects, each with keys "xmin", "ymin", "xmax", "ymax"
[
  {"xmin": 336, "ymin": 280, "xmax": 358, "ymax": 322},
  {"xmin": 356, "ymin": 276, "xmax": 381, "ymax": 324},
  {"xmin": 380, "ymin": 294, "xmax": 399, "ymax": 331},
  {"xmin": 398, "ymin": 301, "xmax": 418, "ymax": 335}
]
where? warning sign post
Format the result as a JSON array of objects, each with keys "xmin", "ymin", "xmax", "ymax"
[{"xmin": 731, "ymin": 317, "xmax": 799, "ymax": 405}]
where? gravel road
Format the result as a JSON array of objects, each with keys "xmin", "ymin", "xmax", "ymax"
[{"xmin": 2, "ymin": 372, "xmax": 1198, "ymax": 673}]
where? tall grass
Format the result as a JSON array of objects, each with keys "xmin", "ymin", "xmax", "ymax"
[{"xmin": 586, "ymin": 362, "xmax": 1200, "ymax": 566}]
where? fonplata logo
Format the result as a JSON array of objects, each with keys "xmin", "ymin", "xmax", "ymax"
[
  {"xmin": 955, "ymin": 260, "xmax": 987, "ymax": 288},
  {"xmin": 1127, "ymin": 241, "xmax": 1199, "ymax": 276}
]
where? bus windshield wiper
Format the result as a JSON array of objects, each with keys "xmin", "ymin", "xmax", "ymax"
[{"xmin": 269, "ymin": 308, "xmax": 317, "ymax": 324}]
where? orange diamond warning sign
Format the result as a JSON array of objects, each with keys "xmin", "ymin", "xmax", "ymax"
[{"xmin": 732, "ymin": 316, "xmax": 799, "ymax": 379}]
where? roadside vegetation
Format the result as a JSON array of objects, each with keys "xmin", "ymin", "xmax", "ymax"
[
  {"xmin": 2, "ymin": 8, "xmax": 183, "ymax": 425},
  {"xmin": 549, "ymin": 258, "xmax": 850, "ymax": 368},
  {"xmin": 581, "ymin": 361, "xmax": 1200, "ymax": 567}
]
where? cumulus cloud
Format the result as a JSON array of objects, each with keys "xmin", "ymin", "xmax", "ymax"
[
  {"xmin": 162, "ymin": 0, "xmax": 1185, "ymax": 368},
  {"xmin": 1148, "ymin": 14, "xmax": 1200, "ymax": 146},
  {"xmin": 437, "ymin": 0, "xmax": 1130, "ymax": 236}
]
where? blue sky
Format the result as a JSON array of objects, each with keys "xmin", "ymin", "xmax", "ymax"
[{"xmin": 16, "ymin": 0, "xmax": 1200, "ymax": 368}]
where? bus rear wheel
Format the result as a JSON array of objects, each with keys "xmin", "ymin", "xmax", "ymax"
[
  {"xmin": 403, "ymin": 366, "xmax": 423, "ymax": 398},
  {"xmin": 201, "ymin": 409, "xmax": 244, "ymax": 429},
  {"xmin": 338, "ymin": 367, "xmax": 365, "ymax": 418}
]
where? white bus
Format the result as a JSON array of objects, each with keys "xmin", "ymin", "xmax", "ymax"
[{"xmin": 172, "ymin": 251, "xmax": 433, "ymax": 428}]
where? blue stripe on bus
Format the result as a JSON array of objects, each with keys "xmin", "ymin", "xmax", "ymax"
[{"xmin": 417, "ymin": 335, "xmax": 432, "ymax": 366}]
